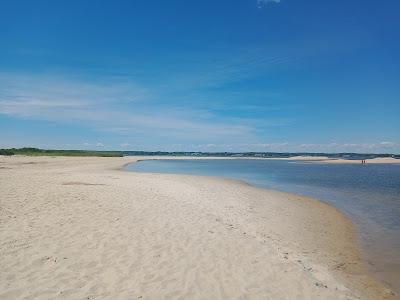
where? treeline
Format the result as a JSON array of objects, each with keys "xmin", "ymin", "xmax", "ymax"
[{"xmin": 0, "ymin": 148, "xmax": 123, "ymax": 157}]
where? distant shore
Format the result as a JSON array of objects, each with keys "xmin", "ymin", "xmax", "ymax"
[
  {"xmin": 133, "ymin": 155, "xmax": 400, "ymax": 164},
  {"xmin": 2, "ymin": 147, "xmax": 399, "ymax": 163},
  {"xmin": 271, "ymin": 156, "xmax": 400, "ymax": 164},
  {"xmin": 0, "ymin": 156, "xmax": 395, "ymax": 299}
]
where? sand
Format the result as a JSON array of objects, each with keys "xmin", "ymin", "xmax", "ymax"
[
  {"xmin": 318, "ymin": 157, "xmax": 400, "ymax": 164},
  {"xmin": 0, "ymin": 156, "xmax": 396, "ymax": 299},
  {"xmin": 264, "ymin": 155, "xmax": 333, "ymax": 161},
  {"xmin": 261, "ymin": 156, "xmax": 400, "ymax": 164},
  {"xmin": 170, "ymin": 156, "xmax": 400, "ymax": 164}
]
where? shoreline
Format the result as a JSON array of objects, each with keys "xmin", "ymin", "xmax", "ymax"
[
  {"xmin": 132, "ymin": 155, "xmax": 400, "ymax": 164},
  {"xmin": 0, "ymin": 156, "xmax": 395, "ymax": 299},
  {"xmin": 126, "ymin": 156, "xmax": 399, "ymax": 294}
]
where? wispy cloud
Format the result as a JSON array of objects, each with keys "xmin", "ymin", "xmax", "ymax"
[
  {"xmin": 187, "ymin": 142, "xmax": 400, "ymax": 153},
  {"xmin": 257, "ymin": 0, "xmax": 281, "ymax": 8},
  {"xmin": 287, "ymin": 142, "xmax": 400, "ymax": 153},
  {"xmin": 0, "ymin": 72, "xmax": 269, "ymax": 144},
  {"xmin": 164, "ymin": 50, "xmax": 292, "ymax": 90},
  {"xmin": 2, "ymin": 71, "xmax": 397, "ymax": 153}
]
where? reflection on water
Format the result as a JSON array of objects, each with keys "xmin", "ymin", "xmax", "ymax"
[{"xmin": 127, "ymin": 159, "xmax": 400, "ymax": 290}]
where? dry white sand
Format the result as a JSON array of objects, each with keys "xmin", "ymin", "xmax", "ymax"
[
  {"xmin": 173, "ymin": 156, "xmax": 400, "ymax": 164},
  {"xmin": 264, "ymin": 155, "xmax": 333, "ymax": 161},
  {"xmin": 261, "ymin": 156, "xmax": 400, "ymax": 164},
  {"xmin": 319, "ymin": 157, "xmax": 400, "ymax": 164},
  {"xmin": 0, "ymin": 156, "xmax": 395, "ymax": 299}
]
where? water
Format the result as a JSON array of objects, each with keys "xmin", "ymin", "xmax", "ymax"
[{"xmin": 127, "ymin": 159, "xmax": 400, "ymax": 290}]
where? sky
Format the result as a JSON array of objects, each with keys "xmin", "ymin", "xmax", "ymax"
[{"xmin": 1, "ymin": 0, "xmax": 399, "ymax": 153}]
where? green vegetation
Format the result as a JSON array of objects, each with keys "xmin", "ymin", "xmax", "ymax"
[
  {"xmin": 0, "ymin": 147, "xmax": 123, "ymax": 157},
  {"xmin": 0, "ymin": 149, "xmax": 15, "ymax": 156}
]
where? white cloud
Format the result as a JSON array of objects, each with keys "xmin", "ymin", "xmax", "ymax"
[
  {"xmin": 0, "ymin": 72, "xmax": 147, "ymax": 112},
  {"xmin": 295, "ymin": 142, "xmax": 400, "ymax": 153},
  {"xmin": 188, "ymin": 142, "xmax": 400, "ymax": 153},
  {"xmin": 0, "ymin": 72, "xmax": 263, "ymax": 144},
  {"xmin": 257, "ymin": 0, "xmax": 281, "ymax": 8},
  {"xmin": 380, "ymin": 141, "xmax": 396, "ymax": 146},
  {"xmin": 2, "ymin": 71, "xmax": 397, "ymax": 154}
]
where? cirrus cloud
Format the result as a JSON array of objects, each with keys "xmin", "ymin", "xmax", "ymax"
[{"xmin": 257, "ymin": 0, "xmax": 281, "ymax": 8}]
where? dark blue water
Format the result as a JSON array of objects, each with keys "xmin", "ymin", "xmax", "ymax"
[{"xmin": 127, "ymin": 159, "xmax": 400, "ymax": 289}]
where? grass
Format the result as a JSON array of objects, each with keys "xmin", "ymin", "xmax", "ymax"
[{"xmin": 0, "ymin": 148, "xmax": 123, "ymax": 157}]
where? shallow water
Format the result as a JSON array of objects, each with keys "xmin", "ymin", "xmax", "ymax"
[{"xmin": 127, "ymin": 159, "xmax": 400, "ymax": 291}]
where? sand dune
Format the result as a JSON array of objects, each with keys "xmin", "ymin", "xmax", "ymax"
[{"xmin": 0, "ymin": 156, "xmax": 395, "ymax": 299}]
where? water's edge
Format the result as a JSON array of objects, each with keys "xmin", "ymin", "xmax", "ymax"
[{"xmin": 124, "ymin": 158, "xmax": 395, "ymax": 293}]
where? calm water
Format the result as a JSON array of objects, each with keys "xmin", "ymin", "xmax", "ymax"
[{"xmin": 127, "ymin": 159, "xmax": 400, "ymax": 289}]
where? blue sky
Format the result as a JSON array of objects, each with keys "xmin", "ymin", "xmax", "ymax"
[{"xmin": 1, "ymin": 0, "xmax": 399, "ymax": 153}]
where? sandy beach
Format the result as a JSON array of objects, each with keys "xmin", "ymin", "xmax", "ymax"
[
  {"xmin": 303, "ymin": 157, "xmax": 400, "ymax": 164},
  {"xmin": 0, "ymin": 156, "xmax": 395, "ymax": 299},
  {"xmin": 255, "ymin": 156, "xmax": 400, "ymax": 164}
]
